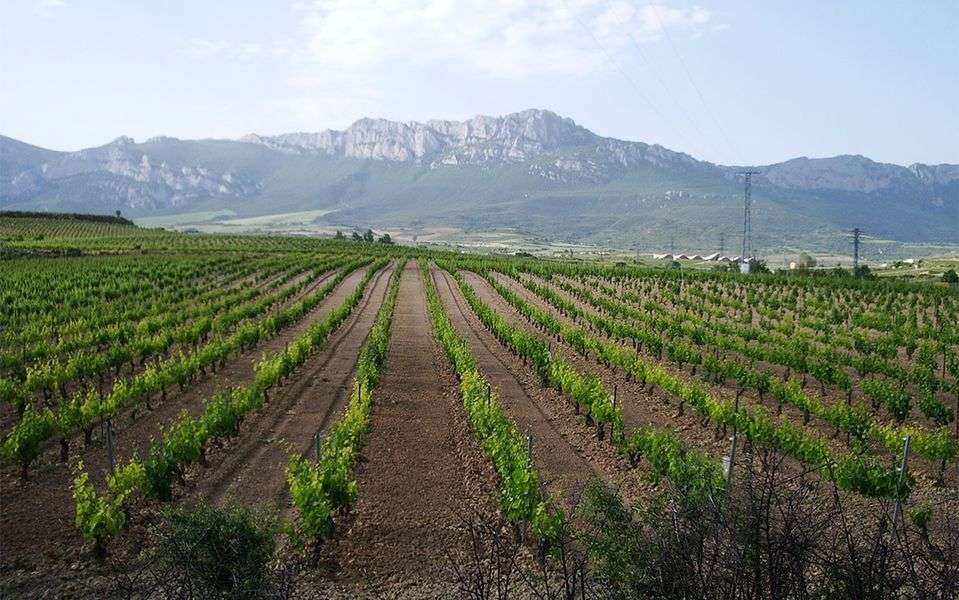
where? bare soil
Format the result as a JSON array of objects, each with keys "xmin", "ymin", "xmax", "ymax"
[
  {"xmin": 0, "ymin": 267, "xmax": 364, "ymax": 596},
  {"xmin": 471, "ymin": 271, "xmax": 728, "ymax": 462},
  {"xmin": 432, "ymin": 266, "xmax": 648, "ymax": 512},
  {"xmin": 187, "ymin": 264, "xmax": 395, "ymax": 507},
  {"xmin": 317, "ymin": 262, "xmax": 500, "ymax": 596}
]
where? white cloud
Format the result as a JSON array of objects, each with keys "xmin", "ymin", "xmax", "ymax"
[
  {"xmin": 271, "ymin": 70, "xmax": 385, "ymax": 128},
  {"xmin": 34, "ymin": 0, "xmax": 67, "ymax": 18},
  {"xmin": 290, "ymin": 0, "xmax": 717, "ymax": 79},
  {"xmin": 178, "ymin": 1, "xmax": 723, "ymax": 130},
  {"xmin": 178, "ymin": 39, "xmax": 292, "ymax": 61}
]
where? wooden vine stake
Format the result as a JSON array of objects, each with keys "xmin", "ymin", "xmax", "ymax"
[
  {"xmin": 526, "ymin": 429, "xmax": 534, "ymax": 466},
  {"xmin": 891, "ymin": 435, "xmax": 911, "ymax": 526},
  {"xmin": 724, "ymin": 393, "xmax": 742, "ymax": 493},
  {"xmin": 105, "ymin": 418, "xmax": 116, "ymax": 474}
]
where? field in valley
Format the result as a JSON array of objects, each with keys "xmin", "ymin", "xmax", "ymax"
[{"xmin": 1, "ymin": 214, "xmax": 957, "ymax": 598}]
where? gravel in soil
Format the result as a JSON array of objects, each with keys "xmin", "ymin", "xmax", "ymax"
[
  {"xmin": 317, "ymin": 262, "xmax": 501, "ymax": 593},
  {"xmin": 485, "ymin": 272, "xmax": 959, "ymax": 528},
  {"xmin": 432, "ymin": 266, "xmax": 648, "ymax": 512},
  {"xmin": 186, "ymin": 264, "xmax": 394, "ymax": 508},
  {"xmin": 0, "ymin": 267, "xmax": 362, "ymax": 596}
]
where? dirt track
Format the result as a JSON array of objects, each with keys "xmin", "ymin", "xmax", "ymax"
[
  {"xmin": 0, "ymin": 266, "xmax": 361, "ymax": 594},
  {"xmin": 431, "ymin": 266, "xmax": 642, "ymax": 513},
  {"xmin": 477, "ymin": 271, "xmax": 728, "ymax": 460},
  {"xmin": 319, "ymin": 262, "xmax": 499, "ymax": 593},
  {"xmin": 189, "ymin": 264, "xmax": 394, "ymax": 507}
]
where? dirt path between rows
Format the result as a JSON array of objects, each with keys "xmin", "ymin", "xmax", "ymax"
[
  {"xmin": 98, "ymin": 267, "xmax": 362, "ymax": 484},
  {"xmin": 476, "ymin": 271, "xmax": 727, "ymax": 461},
  {"xmin": 431, "ymin": 266, "xmax": 641, "ymax": 514},
  {"xmin": 0, "ymin": 267, "xmax": 366, "ymax": 595},
  {"xmin": 486, "ymin": 272, "xmax": 959, "ymax": 515},
  {"xmin": 533, "ymin": 273, "xmax": 864, "ymax": 454},
  {"xmin": 0, "ymin": 262, "xmax": 303, "ymax": 435},
  {"xmin": 188, "ymin": 264, "xmax": 395, "ymax": 507},
  {"xmin": 319, "ymin": 262, "xmax": 500, "ymax": 595}
]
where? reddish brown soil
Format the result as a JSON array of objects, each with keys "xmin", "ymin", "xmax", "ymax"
[
  {"xmin": 187, "ymin": 264, "xmax": 395, "ymax": 507},
  {"xmin": 0, "ymin": 264, "xmax": 300, "ymax": 435},
  {"xmin": 509, "ymin": 272, "xmax": 957, "ymax": 486},
  {"xmin": 485, "ymin": 272, "xmax": 958, "ymax": 508},
  {"xmin": 317, "ymin": 263, "xmax": 500, "ymax": 596},
  {"xmin": 0, "ymin": 267, "xmax": 365, "ymax": 595},
  {"xmin": 432, "ymin": 267, "xmax": 648, "ymax": 512},
  {"xmin": 572, "ymin": 274, "xmax": 954, "ymax": 431},
  {"xmin": 469, "ymin": 271, "xmax": 727, "ymax": 462}
]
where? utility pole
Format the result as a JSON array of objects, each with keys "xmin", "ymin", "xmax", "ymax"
[
  {"xmin": 852, "ymin": 228, "xmax": 861, "ymax": 276},
  {"xmin": 737, "ymin": 171, "xmax": 760, "ymax": 271}
]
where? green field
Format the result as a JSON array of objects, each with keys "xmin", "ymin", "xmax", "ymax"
[{"xmin": 1, "ymin": 212, "xmax": 956, "ymax": 598}]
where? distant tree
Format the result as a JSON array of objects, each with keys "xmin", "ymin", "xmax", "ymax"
[
  {"xmin": 351, "ymin": 231, "xmax": 362, "ymax": 242},
  {"xmin": 942, "ymin": 269, "xmax": 959, "ymax": 284},
  {"xmin": 363, "ymin": 229, "xmax": 375, "ymax": 243},
  {"xmin": 377, "ymin": 233, "xmax": 393, "ymax": 244},
  {"xmin": 334, "ymin": 230, "xmax": 344, "ymax": 240},
  {"xmin": 751, "ymin": 259, "xmax": 771, "ymax": 274},
  {"xmin": 857, "ymin": 264, "xmax": 876, "ymax": 279},
  {"xmin": 115, "ymin": 210, "xmax": 122, "ymax": 218},
  {"xmin": 797, "ymin": 253, "xmax": 817, "ymax": 270}
]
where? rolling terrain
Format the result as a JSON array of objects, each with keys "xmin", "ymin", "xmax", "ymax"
[
  {"xmin": 2, "ymin": 109, "xmax": 957, "ymax": 255},
  {"xmin": 0, "ymin": 215, "xmax": 957, "ymax": 597}
]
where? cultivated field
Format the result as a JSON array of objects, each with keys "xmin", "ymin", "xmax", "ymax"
[{"xmin": 1, "ymin": 214, "xmax": 957, "ymax": 598}]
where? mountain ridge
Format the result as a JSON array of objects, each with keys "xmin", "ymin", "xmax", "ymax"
[{"xmin": 2, "ymin": 109, "xmax": 956, "ymax": 253}]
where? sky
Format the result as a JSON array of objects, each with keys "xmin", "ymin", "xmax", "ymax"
[{"xmin": 1, "ymin": 0, "xmax": 957, "ymax": 166}]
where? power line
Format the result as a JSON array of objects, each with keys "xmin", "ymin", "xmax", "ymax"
[
  {"xmin": 601, "ymin": 0, "xmax": 724, "ymax": 160},
  {"xmin": 646, "ymin": 3, "xmax": 745, "ymax": 165},
  {"xmin": 562, "ymin": 0, "xmax": 702, "ymax": 154}
]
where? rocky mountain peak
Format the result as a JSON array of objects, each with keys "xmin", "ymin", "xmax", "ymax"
[
  {"xmin": 2, "ymin": 109, "xmax": 955, "ymax": 245},
  {"xmin": 144, "ymin": 136, "xmax": 179, "ymax": 144},
  {"xmin": 237, "ymin": 109, "xmax": 597, "ymax": 163},
  {"xmin": 909, "ymin": 162, "xmax": 959, "ymax": 186}
]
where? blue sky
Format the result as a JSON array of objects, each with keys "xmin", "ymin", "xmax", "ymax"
[{"xmin": 2, "ymin": 0, "xmax": 957, "ymax": 166}]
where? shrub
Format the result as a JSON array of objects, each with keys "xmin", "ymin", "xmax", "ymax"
[{"xmin": 152, "ymin": 502, "xmax": 280, "ymax": 599}]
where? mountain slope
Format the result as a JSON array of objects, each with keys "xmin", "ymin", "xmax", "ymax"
[{"xmin": 1, "ymin": 110, "xmax": 956, "ymax": 253}]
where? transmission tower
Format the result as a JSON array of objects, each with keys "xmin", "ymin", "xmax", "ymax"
[
  {"xmin": 719, "ymin": 232, "xmax": 725, "ymax": 254},
  {"xmin": 738, "ymin": 171, "xmax": 760, "ymax": 265},
  {"xmin": 852, "ymin": 228, "xmax": 861, "ymax": 276}
]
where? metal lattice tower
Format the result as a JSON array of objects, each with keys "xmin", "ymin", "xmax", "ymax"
[
  {"xmin": 852, "ymin": 228, "xmax": 861, "ymax": 275},
  {"xmin": 738, "ymin": 171, "xmax": 760, "ymax": 262},
  {"xmin": 719, "ymin": 232, "xmax": 725, "ymax": 254}
]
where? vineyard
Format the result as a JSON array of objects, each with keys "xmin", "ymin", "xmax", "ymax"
[{"xmin": 1, "ymin": 214, "xmax": 957, "ymax": 598}]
